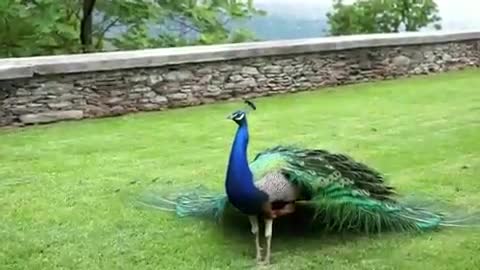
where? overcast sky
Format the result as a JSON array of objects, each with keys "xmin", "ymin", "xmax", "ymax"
[{"xmin": 253, "ymin": 0, "xmax": 480, "ymax": 30}]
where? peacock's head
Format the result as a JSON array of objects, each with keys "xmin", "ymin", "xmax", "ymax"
[{"xmin": 227, "ymin": 100, "xmax": 256, "ymax": 125}]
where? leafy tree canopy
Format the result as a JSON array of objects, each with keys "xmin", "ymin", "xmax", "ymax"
[
  {"xmin": 326, "ymin": 0, "xmax": 442, "ymax": 36},
  {"xmin": 0, "ymin": 0, "xmax": 265, "ymax": 58}
]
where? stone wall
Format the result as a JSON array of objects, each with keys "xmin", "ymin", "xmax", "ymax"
[{"xmin": 1, "ymin": 31, "xmax": 480, "ymax": 126}]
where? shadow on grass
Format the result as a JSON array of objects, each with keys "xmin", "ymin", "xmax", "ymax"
[{"xmin": 201, "ymin": 204, "xmax": 424, "ymax": 254}]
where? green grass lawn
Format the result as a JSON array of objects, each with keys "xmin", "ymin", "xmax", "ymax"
[{"xmin": 1, "ymin": 69, "xmax": 480, "ymax": 270}]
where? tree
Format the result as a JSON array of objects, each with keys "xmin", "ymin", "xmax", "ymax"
[
  {"xmin": 0, "ymin": 0, "xmax": 265, "ymax": 58},
  {"xmin": 0, "ymin": 0, "xmax": 81, "ymax": 57},
  {"xmin": 326, "ymin": 0, "xmax": 442, "ymax": 36},
  {"xmin": 80, "ymin": 0, "xmax": 97, "ymax": 52},
  {"xmin": 103, "ymin": 0, "xmax": 265, "ymax": 49}
]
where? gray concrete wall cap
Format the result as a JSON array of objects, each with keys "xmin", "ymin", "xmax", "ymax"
[{"xmin": 0, "ymin": 30, "xmax": 479, "ymax": 80}]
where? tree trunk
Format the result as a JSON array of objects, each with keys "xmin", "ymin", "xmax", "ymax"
[
  {"xmin": 80, "ymin": 0, "xmax": 96, "ymax": 52},
  {"xmin": 400, "ymin": 0, "xmax": 413, "ymax": 31}
]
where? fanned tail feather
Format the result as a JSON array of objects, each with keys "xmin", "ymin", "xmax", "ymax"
[
  {"xmin": 136, "ymin": 184, "xmax": 229, "ymax": 221},
  {"xmin": 395, "ymin": 195, "xmax": 480, "ymax": 228},
  {"xmin": 298, "ymin": 192, "xmax": 480, "ymax": 233},
  {"xmin": 137, "ymin": 183, "xmax": 480, "ymax": 234},
  {"xmin": 250, "ymin": 145, "xmax": 480, "ymax": 233},
  {"xmin": 135, "ymin": 144, "xmax": 480, "ymax": 236}
]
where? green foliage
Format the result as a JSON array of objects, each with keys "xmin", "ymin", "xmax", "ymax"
[
  {"xmin": 0, "ymin": 0, "xmax": 81, "ymax": 57},
  {"xmin": 0, "ymin": 0, "xmax": 264, "ymax": 58},
  {"xmin": 113, "ymin": 0, "xmax": 264, "ymax": 48},
  {"xmin": 327, "ymin": 0, "xmax": 442, "ymax": 36}
]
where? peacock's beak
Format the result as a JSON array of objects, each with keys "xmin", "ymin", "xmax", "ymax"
[{"xmin": 226, "ymin": 114, "xmax": 233, "ymax": 119}]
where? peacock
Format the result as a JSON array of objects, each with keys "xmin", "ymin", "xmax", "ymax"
[{"xmin": 138, "ymin": 99, "xmax": 479, "ymax": 265}]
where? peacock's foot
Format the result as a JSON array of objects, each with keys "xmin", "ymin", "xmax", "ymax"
[
  {"xmin": 261, "ymin": 251, "xmax": 271, "ymax": 265},
  {"xmin": 255, "ymin": 247, "xmax": 263, "ymax": 262},
  {"xmin": 256, "ymin": 258, "xmax": 270, "ymax": 267},
  {"xmin": 255, "ymin": 248, "xmax": 268, "ymax": 266}
]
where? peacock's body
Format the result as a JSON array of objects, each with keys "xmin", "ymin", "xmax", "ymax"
[{"xmin": 138, "ymin": 100, "xmax": 479, "ymax": 265}]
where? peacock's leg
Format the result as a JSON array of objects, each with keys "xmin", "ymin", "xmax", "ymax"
[
  {"xmin": 248, "ymin": 215, "xmax": 262, "ymax": 262},
  {"xmin": 263, "ymin": 218, "xmax": 273, "ymax": 264}
]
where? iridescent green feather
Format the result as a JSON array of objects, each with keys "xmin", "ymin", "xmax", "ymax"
[
  {"xmin": 137, "ymin": 145, "xmax": 480, "ymax": 233},
  {"xmin": 250, "ymin": 145, "xmax": 479, "ymax": 232}
]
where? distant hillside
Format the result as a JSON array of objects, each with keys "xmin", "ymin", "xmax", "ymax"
[
  {"xmin": 231, "ymin": 15, "xmax": 329, "ymax": 40},
  {"xmin": 233, "ymin": 1, "xmax": 331, "ymax": 40}
]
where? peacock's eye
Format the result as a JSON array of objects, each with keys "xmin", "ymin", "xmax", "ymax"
[{"xmin": 234, "ymin": 113, "xmax": 245, "ymax": 121}]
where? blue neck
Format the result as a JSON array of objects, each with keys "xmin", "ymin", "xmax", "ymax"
[{"xmin": 225, "ymin": 119, "xmax": 256, "ymax": 196}]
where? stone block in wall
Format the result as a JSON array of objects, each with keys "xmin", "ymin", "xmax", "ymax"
[{"xmin": 19, "ymin": 110, "xmax": 84, "ymax": 124}]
